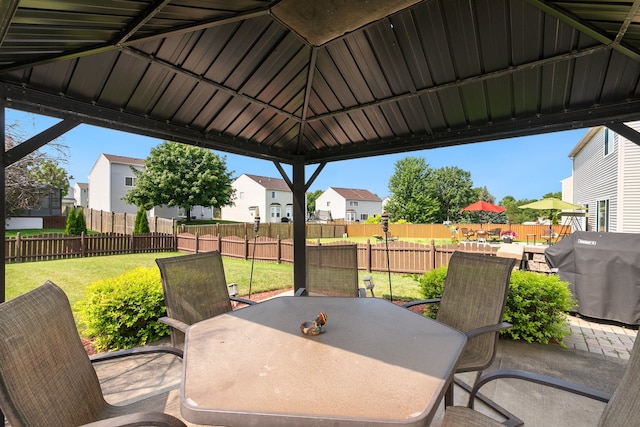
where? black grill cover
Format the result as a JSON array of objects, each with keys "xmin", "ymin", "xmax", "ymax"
[{"xmin": 545, "ymin": 231, "xmax": 640, "ymax": 325}]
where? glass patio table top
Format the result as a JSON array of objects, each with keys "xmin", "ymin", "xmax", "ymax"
[{"xmin": 181, "ymin": 296, "xmax": 466, "ymax": 427}]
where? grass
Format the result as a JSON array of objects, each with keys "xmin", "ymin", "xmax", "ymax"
[{"xmin": 5, "ymin": 251, "xmax": 423, "ymax": 309}]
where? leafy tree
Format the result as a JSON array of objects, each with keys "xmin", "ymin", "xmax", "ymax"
[
  {"xmin": 124, "ymin": 141, "xmax": 235, "ymax": 219},
  {"xmin": 4, "ymin": 124, "xmax": 69, "ymax": 219},
  {"xmin": 306, "ymin": 189, "xmax": 323, "ymax": 217},
  {"xmin": 134, "ymin": 207, "xmax": 150, "ymax": 234},
  {"xmin": 459, "ymin": 186, "xmax": 505, "ymax": 225},
  {"xmin": 429, "ymin": 166, "xmax": 476, "ymax": 223},
  {"xmin": 384, "ymin": 156, "xmax": 439, "ymax": 223},
  {"xmin": 30, "ymin": 159, "xmax": 70, "ymax": 197},
  {"xmin": 501, "ymin": 195, "xmax": 539, "ymax": 224}
]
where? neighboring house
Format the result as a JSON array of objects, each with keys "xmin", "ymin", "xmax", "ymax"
[
  {"xmin": 73, "ymin": 182, "xmax": 89, "ymax": 208},
  {"xmin": 568, "ymin": 122, "xmax": 640, "ymax": 233},
  {"xmin": 315, "ymin": 188, "xmax": 382, "ymax": 222},
  {"xmin": 221, "ymin": 174, "xmax": 293, "ymax": 223},
  {"xmin": 87, "ymin": 154, "xmax": 214, "ymax": 219}
]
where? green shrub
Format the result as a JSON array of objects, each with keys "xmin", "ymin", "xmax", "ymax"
[
  {"xmin": 134, "ymin": 207, "xmax": 150, "ymax": 234},
  {"xmin": 411, "ymin": 266, "xmax": 574, "ymax": 345},
  {"xmin": 75, "ymin": 207, "xmax": 88, "ymax": 234},
  {"xmin": 65, "ymin": 206, "xmax": 78, "ymax": 235},
  {"xmin": 75, "ymin": 267, "xmax": 169, "ymax": 351},
  {"xmin": 503, "ymin": 270, "xmax": 574, "ymax": 345}
]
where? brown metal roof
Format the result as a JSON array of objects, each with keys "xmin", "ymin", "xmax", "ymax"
[
  {"xmin": 102, "ymin": 154, "xmax": 145, "ymax": 167},
  {"xmin": 2, "ymin": 0, "xmax": 640, "ymax": 166}
]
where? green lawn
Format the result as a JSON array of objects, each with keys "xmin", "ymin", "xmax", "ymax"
[{"xmin": 5, "ymin": 252, "xmax": 422, "ymax": 309}]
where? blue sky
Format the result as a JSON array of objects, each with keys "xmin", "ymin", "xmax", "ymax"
[{"xmin": 6, "ymin": 108, "xmax": 587, "ymax": 202}]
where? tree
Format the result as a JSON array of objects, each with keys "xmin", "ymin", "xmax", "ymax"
[
  {"xmin": 4, "ymin": 125, "xmax": 69, "ymax": 219},
  {"xmin": 384, "ymin": 156, "xmax": 439, "ymax": 223},
  {"xmin": 30, "ymin": 159, "xmax": 70, "ymax": 197},
  {"xmin": 124, "ymin": 141, "xmax": 235, "ymax": 219},
  {"xmin": 429, "ymin": 166, "xmax": 476, "ymax": 223},
  {"xmin": 134, "ymin": 207, "xmax": 150, "ymax": 234},
  {"xmin": 65, "ymin": 206, "xmax": 78, "ymax": 235},
  {"xmin": 306, "ymin": 189, "xmax": 323, "ymax": 217},
  {"xmin": 75, "ymin": 207, "xmax": 88, "ymax": 234}
]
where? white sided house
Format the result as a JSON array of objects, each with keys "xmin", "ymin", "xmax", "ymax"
[
  {"xmin": 316, "ymin": 187, "xmax": 382, "ymax": 222},
  {"xmin": 87, "ymin": 154, "xmax": 214, "ymax": 219},
  {"xmin": 73, "ymin": 182, "xmax": 89, "ymax": 208},
  {"xmin": 568, "ymin": 121, "xmax": 640, "ymax": 233},
  {"xmin": 221, "ymin": 174, "xmax": 293, "ymax": 223}
]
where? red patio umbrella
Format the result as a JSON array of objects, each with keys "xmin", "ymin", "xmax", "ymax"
[
  {"xmin": 460, "ymin": 201, "xmax": 506, "ymax": 213},
  {"xmin": 460, "ymin": 201, "xmax": 506, "ymax": 232}
]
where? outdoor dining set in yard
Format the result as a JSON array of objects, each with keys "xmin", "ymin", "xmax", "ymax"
[{"xmin": 2, "ymin": 246, "xmax": 639, "ymax": 427}]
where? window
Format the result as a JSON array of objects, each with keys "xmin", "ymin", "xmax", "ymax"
[
  {"xmin": 349, "ymin": 201, "xmax": 359, "ymax": 206},
  {"xmin": 239, "ymin": 192, "xmax": 244, "ymax": 199},
  {"xmin": 346, "ymin": 210, "xmax": 356, "ymax": 222},
  {"xmin": 285, "ymin": 204, "xmax": 293, "ymax": 219},
  {"xmin": 125, "ymin": 176, "xmax": 136, "ymax": 187},
  {"xmin": 271, "ymin": 191, "xmax": 277, "ymax": 199},
  {"xmin": 270, "ymin": 204, "xmax": 281, "ymax": 219},
  {"xmin": 604, "ymin": 128, "xmax": 615, "ymax": 156},
  {"xmin": 360, "ymin": 213, "xmax": 368, "ymax": 221},
  {"xmin": 597, "ymin": 199, "xmax": 609, "ymax": 232},
  {"xmin": 326, "ymin": 201, "xmax": 331, "ymax": 207}
]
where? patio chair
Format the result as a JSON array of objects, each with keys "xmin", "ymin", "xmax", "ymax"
[
  {"xmin": 402, "ymin": 251, "xmax": 515, "ymax": 407},
  {"xmin": 487, "ymin": 228, "xmax": 501, "ymax": 242},
  {"xmin": 156, "ymin": 252, "xmax": 256, "ymax": 348},
  {"xmin": 296, "ymin": 244, "xmax": 365, "ymax": 297},
  {"xmin": 461, "ymin": 227, "xmax": 475, "ymax": 241},
  {"xmin": 440, "ymin": 335, "xmax": 640, "ymax": 427},
  {"xmin": 541, "ymin": 228, "xmax": 557, "ymax": 244},
  {"xmin": 0, "ymin": 281, "xmax": 186, "ymax": 427}
]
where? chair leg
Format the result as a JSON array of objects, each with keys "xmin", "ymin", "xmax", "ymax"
[
  {"xmin": 454, "ymin": 373, "xmax": 524, "ymax": 427},
  {"xmin": 444, "ymin": 382, "xmax": 454, "ymax": 407}
]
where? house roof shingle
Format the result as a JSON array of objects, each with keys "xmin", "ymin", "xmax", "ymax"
[
  {"xmin": 329, "ymin": 188, "xmax": 381, "ymax": 202},
  {"xmin": 102, "ymin": 154, "xmax": 145, "ymax": 167},
  {"xmin": 244, "ymin": 174, "xmax": 291, "ymax": 192}
]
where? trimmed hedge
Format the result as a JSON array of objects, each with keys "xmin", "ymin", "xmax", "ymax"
[
  {"xmin": 75, "ymin": 267, "xmax": 169, "ymax": 351},
  {"xmin": 411, "ymin": 266, "xmax": 575, "ymax": 345}
]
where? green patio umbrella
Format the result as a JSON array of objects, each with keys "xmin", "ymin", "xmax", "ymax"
[{"xmin": 519, "ymin": 197, "xmax": 585, "ymax": 224}]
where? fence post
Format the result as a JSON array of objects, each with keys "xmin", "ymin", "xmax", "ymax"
[
  {"xmin": 16, "ymin": 232, "xmax": 21, "ymax": 263},
  {"xmin": 195, "ymin": 232, "xmax": 200, "ymax": 254},
  {"xmin": 430, "ymin": 239, "xmax": 436, "ymax": 271},
  {"xmin": 366, "ymin": 239, "xmax": 372, "ymax": 272},
  {"xmin": 276, "ymin": 235, "xmax": 281, "ymax": 264},
  {"xmin": 81, "ymin": 232, "xmax": 86, "ymax": 257}
]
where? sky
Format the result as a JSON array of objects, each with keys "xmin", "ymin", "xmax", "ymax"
[{"xmin": 6, "ymin": 108, "xmax": 588, "ymax": 202}]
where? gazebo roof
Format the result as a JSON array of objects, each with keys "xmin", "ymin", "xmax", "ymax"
[{"xmin": 2, "ymin": 0, "xmax": 640, "ymax": 165}]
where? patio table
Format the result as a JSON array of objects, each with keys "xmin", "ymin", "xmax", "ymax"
[{"xmin": 181, "ymin": 296, "xmax": 466, "ymax": 427}]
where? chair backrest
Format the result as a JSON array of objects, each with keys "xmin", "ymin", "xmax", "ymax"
[
  {"xmin": 156, "ymin": 252, "xmax": 233, "ymax": 346},
  {"xmin": 437, "ymin": 252, "xmax": 515, "ymax": 371},
  {"xmin": 0, "ymin": 281, "xmax": 107, "ymax": 427},
  {"xmin": 305, "ymin": 245, "xmax": 359, "ymax": 297},
  {"xmin": 598, "ymin": 337, "xmax": 640, "ymax": 426}
]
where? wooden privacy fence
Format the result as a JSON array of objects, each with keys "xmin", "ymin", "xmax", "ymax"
[
  {"xmin": 178, "ymin": 222, "xmax": 347, "ymax": 239},
  {"xmin": 83, "ymin": 209, "xmax": 176, "ymax": 234},
  {"xmin": 5, "ymin": 232, "xmax": 175, "ymax": 263},
  {"xmin": 175, "ymin": 233, "xmax": 498, "ymax": 274}
]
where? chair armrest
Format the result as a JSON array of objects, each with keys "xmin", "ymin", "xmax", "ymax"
[
  {"xmin": 89, "ymin": 345, "xmax": 183, "ymax": 363},
  {"xmin": 232, "ymin": 296, "xmax": 257, "ymax": 306},
  {"xmin": 294, "ymin": 288, "xmax": 306, "ymax": 296},
  {"xmin": 468, "ymin": 368, "xmax": 612, "ymax": 410},
  {"xmin": 80, "ymin": 411, "xmax": 187, "ymax": 427},
  {"xmin": 358, "ymin": 287, "xmax": 367, "ymax": 298},
  {"xmin": 158, "ymin": 316, "xmax": 189, "ymax": 333},
  {"xmin": 465, "ymin": 322, "xmax": 512, "ymax": 339},
  {"xmin": 401, "ymin": 298, "xmax": 441, "ymax": 308}
]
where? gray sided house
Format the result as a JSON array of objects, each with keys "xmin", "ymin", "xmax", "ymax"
[
  {"xmin": 316, "ymin": 188, "xmax": 382, "ymax": 222},
  {"xmin": 569, "ymin": 122, "xmax": 640, "ymax": 233}
]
